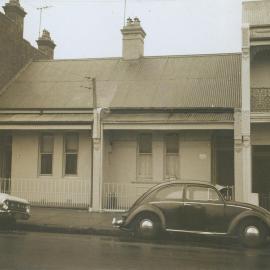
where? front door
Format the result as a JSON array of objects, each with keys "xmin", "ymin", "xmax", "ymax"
[
  {"xmin": 252, "ymin": 146, "xmax": 270, "ymax": 210},
  {"xmin": 184, "ymin": 185, "xmax": 226, "ymax": 233},
  {"xmin": 0, "ymin": 134, "xmax": 12, "ymax": 193}
]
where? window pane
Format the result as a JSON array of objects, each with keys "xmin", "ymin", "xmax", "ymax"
[
  {"xmin": 137, "ymin": 154, "xmax": 152, "ymax": 178},
  {"xmin": 186, "ymin": 186, "xmax": 220, "ymax": 201},
  {"xmin": 166, "ymin": 134, "xmax": 178, "ymax": 154},
  {"xmin": 41, "ymin": 135, "xmax": 53, "ymax": 153},
  {"xmin": 65, "ymin": 154, "xmax": 78, "ymax": 175},
  {"xmin": 65, "ymin": 134, "xmax": 78, "ymax": 153},
  {"xmin": 139, "ymin": 134, "xmax": 152, "ymax": 154},
  {"xmin": 40, "ymin": 154, "xmax": 52, "ymax": 175},
  {"xmin": 166, "ymin": 155, "xmax": 179, "ymax": 178},
  {"xmin": 155, "ymin": 185, "xmax": 184, "ymax": 200}
]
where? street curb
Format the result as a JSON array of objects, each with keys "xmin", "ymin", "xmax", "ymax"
[{"xmin": 15, "ymin": 223, "xmax": 124, "ymax": 237}]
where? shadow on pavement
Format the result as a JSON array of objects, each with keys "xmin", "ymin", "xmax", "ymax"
[
  {"xmin": 117, "ymin": 231, "xmax": 270, "ymax": 251},
  {"xmin": 0, "ymin": 217, "xmax": 17, "ymax": 231}
]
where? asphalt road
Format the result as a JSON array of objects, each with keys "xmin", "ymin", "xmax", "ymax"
[{"xmin": 0, "ymin": 231, "xmax": 270, "ymax": 270}]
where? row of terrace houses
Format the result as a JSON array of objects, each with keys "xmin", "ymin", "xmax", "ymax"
[{"xmin": 1, "ymin": 0, "xmax": 270, "ymax": 211}]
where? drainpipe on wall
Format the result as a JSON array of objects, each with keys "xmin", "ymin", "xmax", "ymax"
[
  {"xmin": 90, "ymin": 107, "xmax": 110, "ymax": 212},
  {"xmin": 87, "ymin": 77, "xmax": 97, "ymax": 211},
  {"xmin": 87, "ymin": 75, "xmax": 109, "ymax": 211}
]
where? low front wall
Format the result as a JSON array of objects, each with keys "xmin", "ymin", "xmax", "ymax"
[
  {"xmin": 102, "ymin": 182, "xmax": 156, "ymax": 211},
  {"xmin": 1, "ymin": 177, "xmax": 91, "ymax": 209},
  {"xmin": 11, "ymin": 178, "xmax": 91, "ymax": 209}
]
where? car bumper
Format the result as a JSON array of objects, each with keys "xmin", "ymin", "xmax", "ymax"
[
  {"xmin": 112, "ymin": 217, "xmax": 124, "ymax": 227},
  {"xmin": 0, "ymin": 210, "xmax": 30, "ymax": 220},
  {"xmin": 112, "ymin": 216, "xmax": 133, "ymax": 232}
]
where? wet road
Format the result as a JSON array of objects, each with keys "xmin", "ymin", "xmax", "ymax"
[{"xmin": 0, "ymin": 231, "xmax": 270, "ymax": 270}]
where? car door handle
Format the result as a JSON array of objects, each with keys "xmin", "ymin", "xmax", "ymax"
[{"xmin": 184, "ymin": 203, "xmax": 203, "ymax": 209}]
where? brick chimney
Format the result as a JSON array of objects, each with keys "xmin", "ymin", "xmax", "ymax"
[
  {"xmin": 121, "ymin": 17, "xmax": 146, "ymax": 60},
  {"xmin": 36, "ymin": 30, "xmax": 56, "ymax": 60},
  {"xmin": 3, "ymin": 0, "xmax": 26, "ymax": 38}
]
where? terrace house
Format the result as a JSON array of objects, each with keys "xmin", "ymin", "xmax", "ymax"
[{"xmin": 0, "ymin": 0, "xmax": 270, "ymax": 212}]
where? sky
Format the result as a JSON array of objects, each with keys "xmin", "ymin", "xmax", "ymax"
[{"xmin": 1, "ymin": 0, "xmax": 243, "ymax": 59}]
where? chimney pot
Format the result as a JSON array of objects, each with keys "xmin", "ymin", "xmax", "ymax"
[
  {"xmin": 36, "ymin": 29, "xmax": 56, "ymax": 60},
  {"xmin": 3, "ymin": 0, "xmax": 26, "ymax": 38},
  {"xmin": 121, "ymin": 17, "xmax": 146, "ymax": 60},
  {"xmin": 134, "ymin": 17, "xmax": 140, "ymax": 25},
  {"xmin": 127, "ymin": 17, "xmax": 133, "ymax": 25}
]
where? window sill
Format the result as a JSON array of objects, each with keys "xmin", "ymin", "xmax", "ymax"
[
  {"xmin": 64, "ymin": 175, "xmax": 79, "ymax": 178},
  {"xmin": 132, "ymin": 181, "xmax": 163, "ymax": 184}
]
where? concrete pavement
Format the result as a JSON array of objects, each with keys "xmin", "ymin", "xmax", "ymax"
[{"xmin": 15, "ymin": 207, "xmax": 125, "ymax": 236}]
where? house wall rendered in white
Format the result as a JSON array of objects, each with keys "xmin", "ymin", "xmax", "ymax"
[
  {"xmin": 10, "ymin": 131, "xmax": 92, "ymax": 207},
  {"xmin": 103, "ymin": 130, "xmax": 212, "ymax": 184}
]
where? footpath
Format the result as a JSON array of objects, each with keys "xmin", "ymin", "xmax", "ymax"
[{"xmin": 15, "ymin": 207, "xmax": 125, "ymax": 236}]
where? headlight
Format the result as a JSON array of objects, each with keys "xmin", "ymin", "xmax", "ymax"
[
  {"xmin": 2, "ymin": 200, "xmax": 8, "ymax": 210},
  {"xmin": 26, "ymin": 205, "xmax": 30, "ymax": 214}
]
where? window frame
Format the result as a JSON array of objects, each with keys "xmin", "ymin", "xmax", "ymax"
[
  {"xmin": 63, "ymin": 133, "xmax": 79, "ymax": 176},
  {"xmin": 164, "ymin": 133, "xmax": 179, "ymax": 180},
  {"xmin": 39, "ymin": 134, "xmax": 54, "ymax": 176},
  {"xmin": 136, "ymin": 133, "xmax": 153, "ymax": 181},
  {"xmin": 185, "ymin": 184, "xmax": 223, "ymax": 202},
  {"xmin": 153, "ymin": 184, "xmax": 184, "ymax": 202}
]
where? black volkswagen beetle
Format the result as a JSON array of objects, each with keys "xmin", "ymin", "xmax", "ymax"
[{"xmin": 112, "ymin": 181, "xmax": 270, "ymax": 248}]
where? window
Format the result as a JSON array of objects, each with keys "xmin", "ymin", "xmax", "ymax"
[
  {"xmin": 137, "ymin": 134, "xmax": 152, "ymax": 179},
  {"xmin": 154, "ymin": 184, "xmax": 184, "ymax": 201},
  {"xmin": 186, "ymin": 186, "xmax": 220, "ymax": 201},
  {"xmin": 64, "ymin": 134, "xmax": 79, "ymax": 175},
  {"xmin": 39, "ymin": 134, "xmax": 53, "ymax": 175},
  {"xmin": 165, "ymin": 134, "xmax": 179, "ymax": 179}
]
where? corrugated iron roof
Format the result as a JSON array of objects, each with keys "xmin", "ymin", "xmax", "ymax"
[
  {"xmin": 103, "ymin": 112, "xmax": 234, "ymax": 123},
  {"xmin": 0, "ymin": 54, "xmax": 241, "ymax": 109},
  {"xmin": 243, "ymin": 0, "xmax": 270, "ymax": 25},
  {"xmin": 0, "ymin": 113, "xmax": 93, "ymax": 123}
]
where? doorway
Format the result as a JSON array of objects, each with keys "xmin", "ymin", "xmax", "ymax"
[
  {"xmin": 252, "ymin": 145, "xmax": 270, "ymax": 210},
  {"xmin": 212, "ymin": 132, "xmax": 234, "ymax": 186},
  {"xmin": 0, "ymin": 134, "xmax": 12, "ymax": 193}
]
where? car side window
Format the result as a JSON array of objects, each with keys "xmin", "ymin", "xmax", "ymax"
[
  {"xmin": 186, "ymin": 186, "xmax": 220, "ymax": 201},
  {"xmin": 154, "ymin": 184, "xmax": 184, "ymax": 201}
]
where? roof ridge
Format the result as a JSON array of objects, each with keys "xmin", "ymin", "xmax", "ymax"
[{"xmin": 33, "ymin": 52, "xmax": 241, "ymax": 63}]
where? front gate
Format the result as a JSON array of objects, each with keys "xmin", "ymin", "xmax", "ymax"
[{"xmin": 259, "ymin": 194, "xmax": 270, "ymax": 211}]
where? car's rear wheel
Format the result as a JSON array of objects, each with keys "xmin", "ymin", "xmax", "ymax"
[
  {"xmin": 238, "ymin": 219, "xmax": 267, "ymax": 248},
  {"xmin": 134, "ymin": 213, "xmax": 160, "ymax": 239}
]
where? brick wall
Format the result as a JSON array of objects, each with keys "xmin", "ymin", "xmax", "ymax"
[{"xmin": 0, "ymin": 11, "xmax": 47, "ymax": 90}]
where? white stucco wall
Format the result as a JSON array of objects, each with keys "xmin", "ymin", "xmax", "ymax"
[
  {"xmin": 180, "ymin": 141, "xmax": 211, "ymax": 182},
  {"xmin": 103, "ymin": 130, "xmax": 212, "ymax": 184},
  {"xmin": 12, "ymin": 132, "xmax": 39, "ymax": 178},
  {"xmin": 11, "ymin": 131, "xmax": 92, "ymax": 180},
  {"xmin": 10, "ymin": 131, "xmax": 92, "ymax": 206}
]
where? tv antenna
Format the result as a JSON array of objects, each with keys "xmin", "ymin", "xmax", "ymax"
[
  {"xmin": 123, "ymin": 0, "xmax": 127, "ymax": 26},
  {"xmin": 37, "ymin": 5, "xmax": 53, "ymax": 38}
]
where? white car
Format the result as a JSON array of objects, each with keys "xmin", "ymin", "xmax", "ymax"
[{"xmin": 0, "ymin": 193, "xmax": 30, "ymax": 221}]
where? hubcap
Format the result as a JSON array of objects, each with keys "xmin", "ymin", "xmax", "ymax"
[
  {"xmin": 244, "ymin": 226, "xmax": 260, "ymax": 239},
  {"xmin": 140, "ymin": 219, "xmax": 154, "ymax": 231}
]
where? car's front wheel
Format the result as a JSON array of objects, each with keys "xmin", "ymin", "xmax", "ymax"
[
  {"xmin": 238, "ymin": 219, "xmax": 267, "ymax": 248},
  {"xmin": 134, "ymin": 213, "xmax": 160, "ymax": 239}
]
